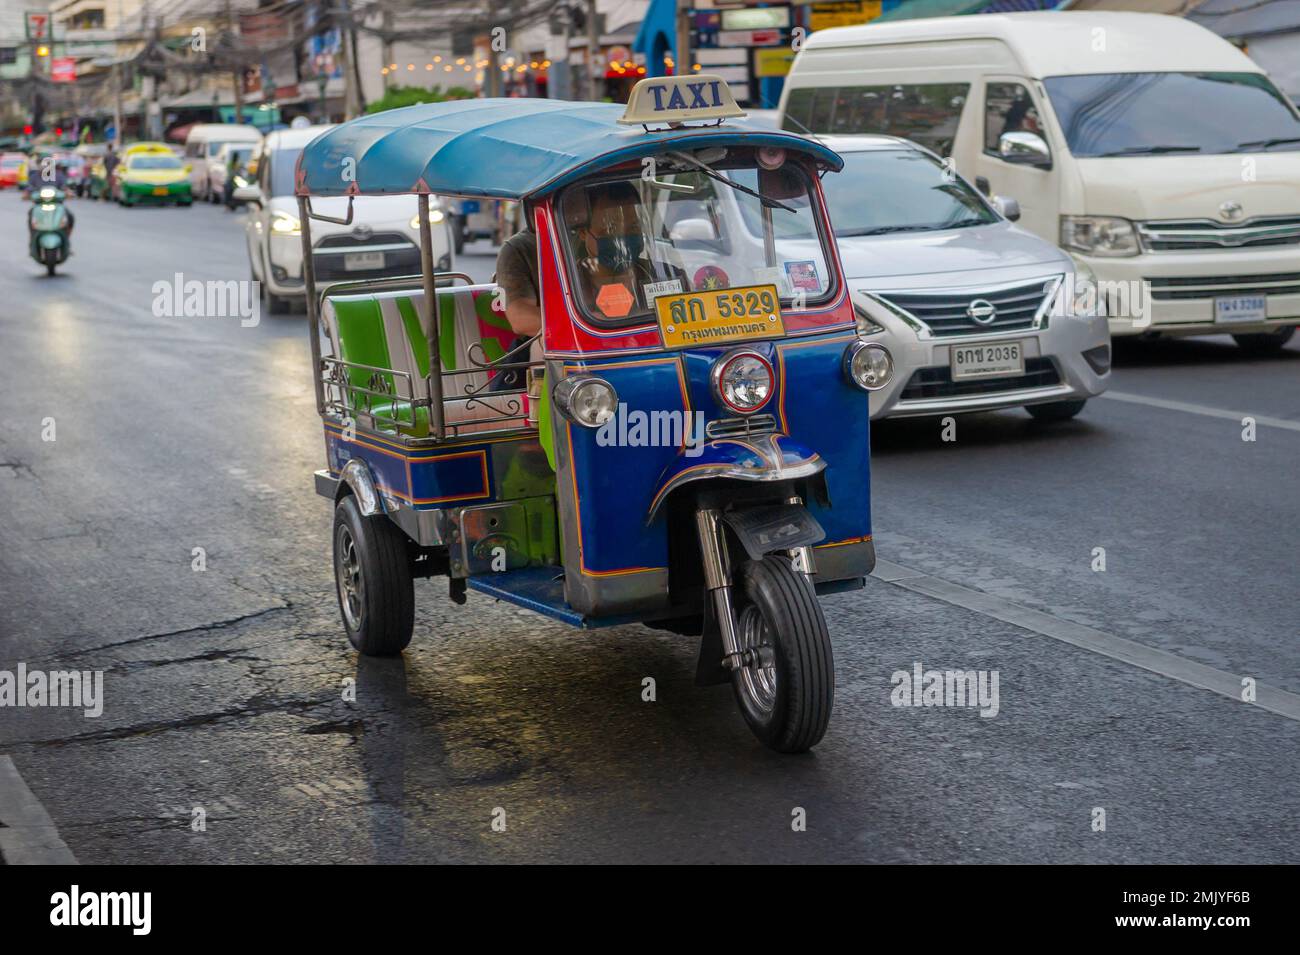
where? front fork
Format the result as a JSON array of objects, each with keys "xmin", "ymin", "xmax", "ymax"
[{"xmin": 695, "ymin": 497, "xmax": 816, "ymax": 673}]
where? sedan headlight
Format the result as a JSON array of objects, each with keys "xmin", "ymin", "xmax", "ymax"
[
  {"xmin": 1060, "ymin": 215, "xmax": 1139, "ymax": 257},
  {"xmin": 410, "ymin": 209, "xmax": 446, "ymax": 230},
  {"xmin": 711, "ymin": 350, "xmax": 774, "ymax": 415},
  {"xmin": 844, "ymin": 341, "xmax": 893, "ymax": 391},
  {"xmin": 1066, "ymin": 257, "xmax": 1101, "ymax": 317},
  {"xmin": 553, "ymin": 375, "xmax": 618, "ymax": 428},
  {"xmin": 270, "ymin": 211, "xmax": 301, "ymax": 235}
]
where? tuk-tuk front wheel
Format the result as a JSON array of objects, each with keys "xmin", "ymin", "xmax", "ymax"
[
  {"xmin": 332, "ymin": 496, "xmax": 414, "ymax": 656},
  {"xmin": 732, "ymin": 556, "xmax": 834, "ymax": 753}
]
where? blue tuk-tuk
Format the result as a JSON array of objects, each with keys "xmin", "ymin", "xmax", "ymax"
[{"xmin": 295, "ymin": 75, "xmax": 895, "ymax": 752}]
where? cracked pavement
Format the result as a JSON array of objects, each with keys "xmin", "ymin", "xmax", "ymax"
[{"xmin": 1, "ymin": 193, "xmax": 1298, "ymax": 864}]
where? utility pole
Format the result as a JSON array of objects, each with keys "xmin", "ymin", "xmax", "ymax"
[
  {"xmin": 675, "ymin": 0, "xmax": 691, "ymax": 78},
  {"xmin": 225, "ymin": 0, "xmax": 244, "ymax": 123},
  {"xmin": 336, "ymin": 0, "xmax": 360, "ymax": 119},
  {"xmin": 381, "ymin": 7, "xmax": 393, "ymax": 92},
  {"xmin": 586, "ymin": 0, "xmax": 600, "ymax": 102}
]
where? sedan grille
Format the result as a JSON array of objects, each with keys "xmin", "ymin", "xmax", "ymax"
[
  {"xmin": 899, "ymin": 357, "xmax": 1061, "ymax": 401},
  {"xmin": 873, "ymin": 277, "xmax": 1059, "ymax": 338}
]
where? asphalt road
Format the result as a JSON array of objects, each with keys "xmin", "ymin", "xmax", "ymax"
[{"xmin": 1, "ymin": 191, "xmax": 1297, "ymax": 864}]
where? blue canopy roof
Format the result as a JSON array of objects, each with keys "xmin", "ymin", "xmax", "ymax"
[{"xmin": 295, "ymin": 97, "xmax": 843, "ymax": 200}]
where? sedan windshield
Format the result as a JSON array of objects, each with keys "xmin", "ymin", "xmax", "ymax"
[
  {"xmin": 1044, "ymin": 72, "xmax": 1300, "ymax": 158},
  {"xmin": 130, "ymin": 155, "xmax": 182, "ymax": 170},
  {"xmin": 821, "ymin": 148, "xmax": 997, "ymax": 237},
  {"xmin": 558, "ymin": 150, "xmax": 835, "ymax": 327}
]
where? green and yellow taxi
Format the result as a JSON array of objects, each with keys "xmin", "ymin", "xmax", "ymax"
[{"xmin": 115, "ymin": 145, "xmax": 193, "ymax": 207}]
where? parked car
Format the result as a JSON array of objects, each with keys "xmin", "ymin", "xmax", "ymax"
[
  {"xmin": 183, "ymin": 123, "xmax": 262, "ymax": 202},
  {"xmin": 244, "ymin": 125, "xmax": 456, "ymax": 314},
  {"xmin": 817, "ymin": 135, "xmax": 1110, "ymax": 421},
  {"xmin": 780, "ymin": 11, "xmax": 1300, "ymax": 353},
  {"xmin": 0, "ymin": 152, "xmax": 29, "ymax": 190}
]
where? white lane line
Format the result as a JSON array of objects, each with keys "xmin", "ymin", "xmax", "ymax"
[
  {"xmin": 1098, "ymin": 390, "xmax": 1300, "ymax": 432},
  {"xmin": 871, "ymin": 559, "xmax": 1300, "ymax": 723},
  {"xmin": 0, "ymin": 755, "xmax": 78, "ymax": 864}
]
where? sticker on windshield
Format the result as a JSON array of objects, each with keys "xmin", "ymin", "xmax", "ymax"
[
  {"xmin": 692, "ymin": 265, "xmax": 730, "ymax": 291},
  {"xmin": 595, "ymin": 282, "xmax": 635, "ymax": 318},
  {"xmin": 643, "ymin": 278, "xmax": 683, "ymax": 304},
  {"xmin": 784, "ymin": 260, "xmax": 821, "ymax": 292}
]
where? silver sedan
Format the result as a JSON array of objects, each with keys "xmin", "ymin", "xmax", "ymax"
[{"xmin": 820, "ymin": 135, "xmax": 1110, "ymax": 421}]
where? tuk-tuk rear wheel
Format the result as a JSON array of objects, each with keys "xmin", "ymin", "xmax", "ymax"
[
  {"xmin": 732, "ymin": 556, "xmax": 834, "ymax": 753},
  {"xmin": 332, "ymin": 496, "xmax": 414, "ymax": 656}
]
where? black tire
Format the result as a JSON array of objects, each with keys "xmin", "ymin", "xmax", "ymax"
[
  {"xmin": 261, "ymin": 273, "xmax": 290, "ymax": 315},
  {"xmin": 732, "ymin": 555, "xmax": 834, "ymax": 753},
  {"xmin": 332, "ymin": 495, "xmax": 414, "ymax": 656},
  {"xmin": 1026, "ymin": 398, "xmax": 1087, "ymax": 422},
  {"xmin": 45, "ymin": 262, "xmax": 56, "ymax": 276},
  {"xmin": 1232, "ymin": 326, "xmax": 1295, "ymax": 355}
]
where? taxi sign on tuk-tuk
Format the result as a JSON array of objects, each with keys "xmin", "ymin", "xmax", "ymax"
[{"xmin": 618, "ymin": 73, "xmax": 747, "ymax": 126}]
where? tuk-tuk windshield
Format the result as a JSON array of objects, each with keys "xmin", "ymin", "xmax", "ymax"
[{"xmin": 558, "ymin": 152, "xmax": 835, "ymax": 327}]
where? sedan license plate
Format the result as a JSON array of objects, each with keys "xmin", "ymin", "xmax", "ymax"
[
  {"xmin": 1214, "ymin": 295, "xmax": 1267, "ymax": 324},
  {"xmin": 951, "ymin": 341, "xmax": 1025, "ymax": 380},
  {"xmin": 655, "ymin": 284, "xmax": 784, "ymax": 349},
  {"xmin": 152, "ymin": 187, "xmax": 168, "ymax": 196},
  {"xmin": 344, "ymin": 251, "xmax": 385, "ymax": 272}
]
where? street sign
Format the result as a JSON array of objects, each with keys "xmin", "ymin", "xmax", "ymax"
[
  {"xmin": 50, "ymin": 57, "xmax": 76, "ymax": 83},
  {"xmin": 25, "ymin": 11, "xmax": 50, "ymax": 41}
]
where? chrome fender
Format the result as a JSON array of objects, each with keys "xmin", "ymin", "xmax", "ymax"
[
  {"xmin": 337, "ymin": 457, "xmax": 384, "ymax": 515},
  {"xmin": 645, "ymin": 433, "xmax": 826, "ymax": 524}
]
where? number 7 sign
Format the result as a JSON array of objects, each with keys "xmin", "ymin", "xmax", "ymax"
[{"xmin": 26, "ymin": 12, "xmax": 50, "ymax": 41}]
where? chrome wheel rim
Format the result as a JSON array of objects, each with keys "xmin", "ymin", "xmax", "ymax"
[
  {"xmin": 736, "ymin": 604, "xmax": 778, "ymax": 720},
  {"xmin": 335, "ymin": 524, "xmax": 364, "ymax": 631}
]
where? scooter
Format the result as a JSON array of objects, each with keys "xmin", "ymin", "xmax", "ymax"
[{"xmin": 29, "ymin": 188, "xmax": 71, "ymax": 276}]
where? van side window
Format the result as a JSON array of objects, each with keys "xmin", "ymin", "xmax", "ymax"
[
  {"xmin": 783, "ymin": 84, "xmax": 969, "ymax": 157},
  {"xmin": 985, "ymin": 83, "xmax": 1044, "ymax": 153}
]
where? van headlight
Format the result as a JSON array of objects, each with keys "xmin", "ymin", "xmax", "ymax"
[
  {"xmin": 844, "ymin": 341, "xmax": 893, "ymax": 391},
  {"xmin": 1060, "ymin": 215, "xmax": 1139, "ymax": 257},
  {"xmin": 553, "ymin": 375, "xmax": 618, "ymax": 428},
  {"xmin": 712, "ymin": 350, "xmax": 774, "ymax": 415},
  {"xmin": 270, "ymin": 211, "xmax": 301, "ymax": 235},
  {"xmin": 410, "ymin": 209, "xmax": 445, "ymax": 229}
]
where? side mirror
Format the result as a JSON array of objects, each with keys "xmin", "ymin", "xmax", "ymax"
[
  {"xmin": 998, "ymin": 131, "xmax": 1051, "ymax": 168},
  {"xmin": 669, "ymin": 217, "xmax": 717, "ymax": 243},
  {"xmin": 991, "ymin": 195, "xmax": 1021, "ymax": 222}
]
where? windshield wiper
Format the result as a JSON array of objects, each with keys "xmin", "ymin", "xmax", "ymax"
[
  {"xmin": 1234, "ymin": 136, "xmax": 1300, "ymax": 151},
  {"xmin": 1094, "ymin": 145, "xmax": 1202, "ymax": 156},
  {"xmin": 668, "ymin": 151, "xmax": 796, "ymax": 213},
  {"xmin": 836, "ymin": 224, "xmax": 933, "ymax": 236},
  {"xmin": 942, "ymin": 217, "xmax": 991, "ymax": 229}
]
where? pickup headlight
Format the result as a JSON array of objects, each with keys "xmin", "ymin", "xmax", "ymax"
[
  {"xmin": 1060, "ymin": 215, "xmax": 1139, "ymax": 257},
  {"xmin": 270, "ymin": 211, "xmax": 301, "ymax": 235}
]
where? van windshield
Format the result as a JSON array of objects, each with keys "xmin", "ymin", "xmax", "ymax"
[
  {"xmin": 822, "ymin": 149, "xmax": 997, "ymax": 236},
  {"xmin": 557, "ymin": 153, "xmax": 835, "ymax": 327},
  {"xmin": 1043, "ymin": 72, "xmax": 1300, "ymax": 157}
]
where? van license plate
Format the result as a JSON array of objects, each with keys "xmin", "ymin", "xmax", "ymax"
[
  {"xmin": 1214, "ymin": 295, "xmax": 1266, "ymax": 324},
  {"xmin": 951, "ymin": 341, "xmax": 1024, "ymax": 380},
  {"xmin": 344, "ymin": 251, "xmax": 384, "ymax": 271}
]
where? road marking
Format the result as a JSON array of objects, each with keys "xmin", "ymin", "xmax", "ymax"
[
  {"xmin": 871, "ymin": 559, "xmax": 1300, "ymax": 723},
  {"xmin": 1098, "ymin": 390, "xmax": 1300, "ymax": 432},
  {"xmin": 0, "ymin": 755, "xmax": 78, "ymax": 864}
]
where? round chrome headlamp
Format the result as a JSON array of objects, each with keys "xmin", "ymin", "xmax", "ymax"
[
  {"xmin": 711, "ymin": 349, "xmax": 774, "ymax": 415},
  {"xmin": 844, "ymin": 341, "xmax": 893, "ymax": 391},
  {"xmin": 553, "ymin": 375, "xmax": 618, "ymax": 428}
]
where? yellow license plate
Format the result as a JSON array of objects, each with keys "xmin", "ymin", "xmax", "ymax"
[
  {"xmin": 655, "ymin": 284, "xmax": 784, "ymax": 349},
  {"xmin": 153, "ymin": 186, "xmax": 168, "ymax": 195}
]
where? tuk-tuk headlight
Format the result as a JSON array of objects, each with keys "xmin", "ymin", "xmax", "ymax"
[
  {"xmin": 712, "ymin": 350, "xmax": 774, "ymax": 415},
  {"xmin": 844, "ymin": 341, "xmax": 893, "ymax": 392},
  {"xmin": 553, "ymin": 375, "xmax": 618, "ymax": 428}
]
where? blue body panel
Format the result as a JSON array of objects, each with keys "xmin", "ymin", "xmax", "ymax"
[
  {"xmin": 323, "ymin": 422, "xmax": 496, "ymax": 508},
  {"xmin": 295, "ymin": 98, "xmax": 843, "ymax": 200},
  {"xmin": 559, "ymin": 329, "xmax": 872, "ymax": 579},
  {"xmin": 467, "ymin": 567, "xmax": 643, "ymax": 628}
]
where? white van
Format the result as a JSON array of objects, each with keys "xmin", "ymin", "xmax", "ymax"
[
  {"xmin": 183, "ymin": 123, "xmax": 263, "ymax": 203},
  {"xmin": 780, "ymin": 12, "xmax": 1300, "ymax": 352}
]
